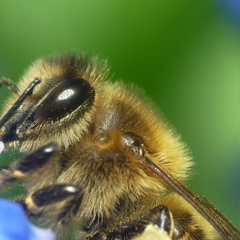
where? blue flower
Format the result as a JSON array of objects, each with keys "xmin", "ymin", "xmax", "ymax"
[{"xmin": 0, "ymin": 199, "xmax": 56, "ymax": 240}]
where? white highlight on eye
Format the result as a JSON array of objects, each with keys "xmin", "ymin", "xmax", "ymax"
[
  {"xmin": 44, "ymin": 146, "xmax": 54, "ymax": 153},
  {"xmin": 0, "ymin": 141, "xmax": 4, "ymax": 154},
  {"xmin": 58, "ymin": 89, "xmax": 74, "ymax": 101},
  {"xmin": 65, "ymin": 186, "xmax": 76, "ymax": 193}
]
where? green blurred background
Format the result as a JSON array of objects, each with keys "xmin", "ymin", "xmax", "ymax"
[{"xmin": 0, "ymin": 0, "xmax": 239, "ymax": 236}]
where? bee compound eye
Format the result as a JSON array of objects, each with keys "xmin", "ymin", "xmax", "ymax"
[{"xmin": 33, "ymin": 78, "xmax": 95, "ymax": 123}]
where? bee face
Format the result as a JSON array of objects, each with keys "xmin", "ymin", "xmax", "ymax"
[
  {"xmin": 1, "ymin": 55, "xmax": 107, "ymax": 151},
  {"xmin": 0, "ymin": 54, "xmax": 239, "ymax": 239}
]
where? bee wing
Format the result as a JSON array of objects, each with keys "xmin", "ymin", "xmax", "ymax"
[{"xmin": 143, "ymin": 152, "xmax": 240, "ymax": 240}]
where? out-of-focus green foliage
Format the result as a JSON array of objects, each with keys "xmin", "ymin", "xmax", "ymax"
[{"xmin": 0, "ymin": 0, "xmax": 239, "ymax": 234}]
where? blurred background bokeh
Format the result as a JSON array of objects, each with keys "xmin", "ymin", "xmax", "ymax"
[{"xmin": 0, "ymin": 0, "xmax": 239, "ymax": 237}]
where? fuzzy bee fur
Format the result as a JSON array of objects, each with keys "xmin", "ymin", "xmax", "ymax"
[{"xmin": 0, "ymin": 54, "xmax": 239, "ymax": 239}]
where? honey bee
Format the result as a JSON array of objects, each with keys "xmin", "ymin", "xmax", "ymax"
[{"xmin": 0, "ymin": 53, "xmax": 239, "ymax": 240}]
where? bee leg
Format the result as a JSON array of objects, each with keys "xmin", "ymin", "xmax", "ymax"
[
  {"xmin": 0, "ymin": 78, "xmax": 19, "ymax": 94},
  {"xmin": 0, "ymin": 143, "xmax": 58, "ymax": 187},
  {"xmin": 13, "ymin": 184, "xmax": 83, "ymax": 231},
  {"xmin": 17, "ymin": 184, "xmax": 83, "ymax": 229},
  {"xmin": 133, "ymin": 205, "xmax": 173, "ymax": 238},
  {"xmin": 53, "ymin": 186, "xmax": 83, "ymax": 229},
  {"xmin": 131, "ymin": 205, "xmax": 173, "ymax": 238},
  {"xmin": 92, "ymin": 205, "xmax": 173, "ymax": 240},
  {"xmin": 22, "ymin": 184, "xmax": 82, "ymax": 212}
]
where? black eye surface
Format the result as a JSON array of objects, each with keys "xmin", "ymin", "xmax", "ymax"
[{"xmin": 33, "ymin": 78, "xmax": 94, "ymax": 123}]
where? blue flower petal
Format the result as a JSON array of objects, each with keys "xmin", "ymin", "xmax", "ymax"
[
  {"xmin": 29, "ymin": 224, "xmax": 56, "ymax": 240},
  {"xmin": 0, "ymin": 199, "xmax": 56, "ymax": 240}
]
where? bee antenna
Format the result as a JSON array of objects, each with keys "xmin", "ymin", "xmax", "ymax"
[
  {"xmin": 142, "ymin": 153, "xmax": 240, "ymax": 240},
  {"xmin": 0, "ymin": 78, "xmax": 19, "ymax": 94},
  {"xmin": 0, "ymin": 78, "xmax": 41, "ymax": 129}
]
